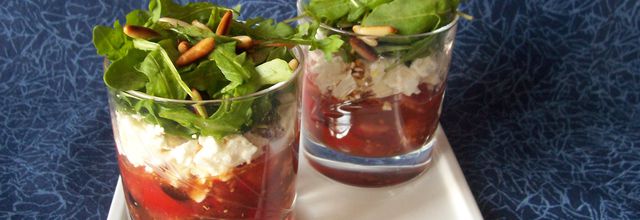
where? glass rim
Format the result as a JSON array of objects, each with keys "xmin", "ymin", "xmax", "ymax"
[
  {"xmin": 296, "ymin": 0, "xmax": 459, "ymax": 39},
  {"xmin": 320, "ymin": 15, "xmax": 459, "ymax": 39},
  {"xmin": 111, "ymin": 46, "xmax": 304, "ymax": 104}
]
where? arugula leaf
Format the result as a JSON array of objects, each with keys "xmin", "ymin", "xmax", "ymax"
[
  {"xmin": 230, "ymin": 18, "xmax": 295, "ymax": 41},
  {"xmin": 119, "ymin": 98, "xmax": 197, "ymax": 138},
  {"xmin": 212, "ymin": 42, "xmax": 255, "ymax": 92},
  {"xmin": 93, "ymin": 20, "xmax": 132, "ymax": 61},
  {"xmin": 258, "ymin": 36, "xmax": 343, "ymax": 60},
  {"xmin": 158, "ymin": 48, "xmax": 284, "ymax": 140},
  {"xmin": 304, "ymin": 0, "xmax": 392, "ymax": 26},
  {"xmin": 307, "ymin": 0, "xmax": 350, "ymax": 25},
  {"xmin": 201, "ymin": 56, "xmax": 295, "ymax": 138},
  {"xmin": 250, "ymin": 46, "xmax": 293, "ymax": 65},
  {"xmin": 206, "ymin": 83, "xmax": 259, "ymax": 136},
  {"xmin": 258, "ymin": 21, "xmax": 344, "ymax": 59},
  {"xmin": 295, "ymin": 21, "xmax": 344, "ymax": 57},
  {"xmin": 160, "ymin": 117, "xmax": 198, "ymax": 138},
  {"xmin": 149, "ymin": 0, "xmax": 224, "ymax": 23},
  {"xmin": 305, "ymin": 0, "xmax": 458, "ymax": 35},
  {"xmin": 361, "ymin": 0, "xmax": 393, "ymax": 8},
  {"xmin": 255, "ymin": 59, "xmax": 294, "ymax": 85},
  {"xmin": 103, "ymin": 49, "xmax": 148, "ymax": 91},
  {"xmin": 157, "ymin": 39, "xmax": 180, "ymax": 61},
  {"xmin": 267, "ymin": 22, "xmax": 296, "ymax": 38},
  {"xmin": 232, "ymin": 14, "xmax": 344, "ymax": 61},
  {"xmin": 125, "ymin": 9, "xmax": 151, "ymax": 26},
  {"xmin": 158, "ymin": 107, "xmax": 236, "ymax": 139},
  {"xmin": 347, "ymin": 4, "xmax": 367, "ymax": 22},
  {"xmin": 397, "ymin": 35, "xmax": 437, "ymax": 64},
  {"xmin": 96, "ymin": 0, "xmax": 320, "ymax": 140},
  {"xmin": 361, "ymin": 0, "xmax": 456, "ymax": 34},
  {"xmin": 134, "ymin": 99, "xmax": 161, "ymax": 124},
  {"xmin": 133, "ymin": 40, "xmax": 191, "ymax": 99},
  {"xmin": 138, "ymin": 49, "xmax": 187, "ymax": 99},
  {"xmin": 160, "ymin": 81, "xmax": 261, "ymax": 139},
  {"xmin": 316, "ymin": 35, "xmax": 345, "ymax": 58},
  {"xmin": 164, "ymin": 22, "xmax": 213, "ymax": 37},
  {"xmin": 202, "ymin": 100, "xmax": 253, "ymax": 138},
  {"xmin": 157, "ymin": 22, "xmax": 237, "ymax": 45},
  {"xmin": 252, "ymin": 19, "xmax": 294, "ymax": 39},
  {"xmin": 181, "ymin": 60, "xmax": 227, "ymax": 97}
]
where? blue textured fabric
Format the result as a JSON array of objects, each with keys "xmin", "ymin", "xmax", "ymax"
[{"xmin": 0, "ymin": 0, "xmax": 638, "ymax": 219}]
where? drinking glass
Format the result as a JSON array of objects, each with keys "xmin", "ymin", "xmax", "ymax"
[
  {"xmin": 107, "ymin": 48, "xmax": 303, "ymax": 219},
  {"xmin": 298, "ymin": 0, "xmax": 458, "ymax": 187}
]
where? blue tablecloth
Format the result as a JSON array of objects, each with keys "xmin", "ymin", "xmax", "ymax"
[{"xmin": 1, "ymin": 0, "xmax": 638, "ymax": 219}]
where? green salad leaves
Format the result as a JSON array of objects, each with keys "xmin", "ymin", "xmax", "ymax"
[
  {"xmin": 361, "ymin": 0, "xmax": 459, "ymax": 35},
  {"xmin": 93, "ymin": 0, "xmax": 342, "ymax": 139},
  {"xmin": 305, "ymin": 0, "xmax": 459, "ymax": 34},
  {"xmin": 303, "ymin": 0, "xmax": 462, "ymax": 65},
  {"xmin": 93, "ymin": 21, "xmax": 132, "ymax": 61}
]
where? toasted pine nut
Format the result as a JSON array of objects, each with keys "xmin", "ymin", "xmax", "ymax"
[
  {"xmin": 232, "ymin": 36, "xmax": 253, "ymax": 49},
  {"xmin": 288, "ymin": 58, "xmax": 299, "ymax": 70},
  {"xmin": 190, "ymin": 88, "xmax": 207, "ymax": 118},
  {"xmin": 358, "ymin": 36, "xmax": 378, "ymax": 47},
  {"xmin": 178, "ymin": 41, "xmax": 190, "ymax": 54},
  {"xmin": 123, "ymin": 25, "xmax": 159, "ymax": 40},
  {"xmin": 191, "ymin": 20, "xmax": 212, "ymax": 32},
  {"xmin": 158, "ymin": 17, "xmax": 190, "ymax": 27},
  {"xmin": 349, "ymin": 37, "xmax": 378, "ymax": 61},
  {"xmin": 176, "ymin": 37, "xmax": 215, "ymax": 66},
  {"xmin": 352, "ymin": 25, "xmax": 397, "ymax": 37},
  {"xmin": 216, "ymin": 10, "xmax": 233, "ymax": 35}
]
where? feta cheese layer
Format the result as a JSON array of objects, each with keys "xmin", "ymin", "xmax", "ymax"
[
  {"xmin": 308, "ymin": 50, "xmax": 444, "ymax": 99},
  {"xmin": 113, "ymin": 111, "xmax": 259, "ymax": 182}
]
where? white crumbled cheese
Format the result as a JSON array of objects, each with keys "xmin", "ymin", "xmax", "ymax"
[
  {"xmin": 114, "ymin": 112, "xmax": 167, "ymax": 168},
  {"xmin": 410, "ymin": 55, "xmax": 439, "ymax": 78},
  {"xmin": 368, "ymin": 59, "xmax": 395, "ymax": 97},
  {"xmin": 410, "ymin": 55, "xmax": 442, "ymax": 86},
  {"xmin": 307, "ymin": 52, "xmax": 443, "ymax": 99},
  {"xmin": 332, "ymin": 72, "xmax": 357, "ymax": 98},
  {"xmin": 114, "ymin": 111, "xmax": 259, "ymax": 184},
  {"xmin": 309, "ymin": 50, "xmax": 351, "ymax": 94},
  {"xmin": 383, "ymin": 62, "xmax": 422, "ymax": 96},
  {"xmin": 191, "ymin": 135, "xmax": 257, "ymax": 181},
  {"xmin": 163, "ymin": 140, "xmax": 200, "ymax": 186}
]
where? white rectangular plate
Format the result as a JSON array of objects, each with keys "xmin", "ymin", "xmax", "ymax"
[{"xmin": 108, "ymin": 126, "xmax": 482, "ymax": 220}]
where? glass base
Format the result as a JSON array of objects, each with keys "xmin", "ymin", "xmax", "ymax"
[
  {"xmin": 126, "ymin": 201, "xmax": 296, "ymax": 220},
  {"xmin": 302, "ymin": 134, "xmax": 435, "ymax": 187}
]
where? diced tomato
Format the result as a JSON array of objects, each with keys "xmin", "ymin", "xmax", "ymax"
[
  {"xmin": 351, "ymin": 120, "xmax": 391, "ymax": 137},
  {"xmin": 302, "ymin": 80, "xmax": 446, "ymax": 157},
  {"xmin": 119, "ymin": 159, "xmax": 193, "ymax": 218},
  {"xmin": 117, "ymin": 138, "xmax": 297, "ymax": 219}
]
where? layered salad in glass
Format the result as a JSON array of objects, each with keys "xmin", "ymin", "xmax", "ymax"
[
  {"xmin": 300, "ymin": 0, "xmax": 462, "ymax": 186},
  {"xmin": 93, "ymin": 0, "xmax": 339, "ymax": 218}
]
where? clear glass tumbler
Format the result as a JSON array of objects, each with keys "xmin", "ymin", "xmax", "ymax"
[
  {"xmin": 107, "ymin": 48, "xmax": 302, "ymax": 219},
  {"xmin": 299, "ymin": 1, "xmax": 458, "ymax": 187}
]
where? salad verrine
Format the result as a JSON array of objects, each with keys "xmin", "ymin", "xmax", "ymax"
[
  {"xmin": 93, "ymin": 0, "xmax": 340, "ymax": 219},
  {"xmin": 299, "ymin": 0, "xmax": 462, "ymax": 187}
]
